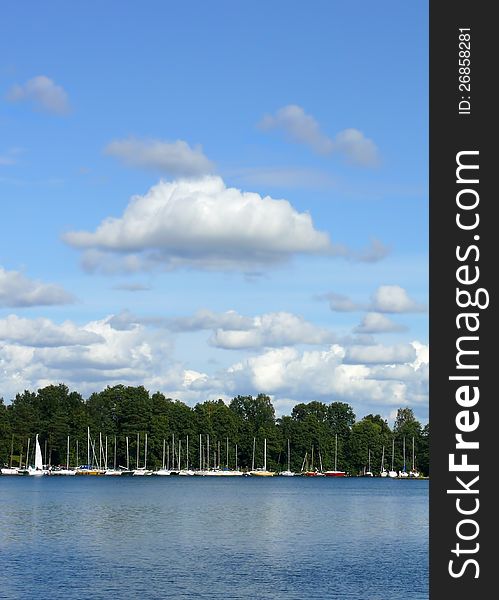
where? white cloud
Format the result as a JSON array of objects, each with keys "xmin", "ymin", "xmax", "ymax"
[
  {"xmin": 333, "ymin": 128, "xmax": 380, "ymax": 167},
  {"xmin": 105, "ymin": 138, "xmax": 215, "ymax": 177},
  {"xmin": 354, "ymin": 312, "xmax": 407, "ymax": 334},
  {"xmin": 258, "ymin": 104, "xmax": 380, "ymax": 166},
  {"xmin": 259, "ymin": 105, "xmax": 334, "ymax": 155},
  {"xmin": 0, "ymin": 315, "xmax": 102, "ymax": 347},
  {"xmin": 0, "ymin": 316, "xmax": 178, "ymax": 399},
  {"xmin": 63, "ymin": 176, "xmax": 333, "ymax": 272},
  {"xmin": 199, "ymin": 342, "xmax": 428, "ymax": 417},
  {"xmin": 6, "ymin": 76, "xmax": 70, "ymax": 115},
  {"xmin": 108, "ymin": 309, "xmax": 336, "ymax": 349},
  {"xmin": 371, "ymin": 285, "xmax": 426, "ymax": 313},
  {"xmin": 208, "ymin": 312, "xmax": 336, "ymax": 349},
  {"xmin": 344, "ymin": 343, "xmax": 416, "ymax": 365},
  {"xmin": 325, "ymin": 285, "xmax": 426, "ymax": 314},
  {"xmin": 0, "ymin": 266, "xmax": 74, "ymax": 307}
]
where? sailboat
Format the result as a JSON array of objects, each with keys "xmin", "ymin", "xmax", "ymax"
[
  {"xmin": 20, "ymin": 435, "xmax": 46, "ymax": 476},
  {"xmin": 363, "ymin": 448, "xmax": 374, "ymax": 477},
  {"xmin": 155, "ymin": 439, "xmax": 172, "ymax": 475},
  {"xmin": 409, "ymin": 436, "xmax": 420, "ymax": 478},
  {"xmin": 133, "ymin": 432, "xmax": 153, "ymax": 475},
  {"xmin": 379, "ymin": 445, "xmax": 388, "ymax": 477},
  {"xmin": 388, "ymin": 438, "xmax": 398, "ymax": 478},
  {"xmin": 303, "ymin": 445, "xmax": 324, "ymax": 476},
  {"xmin": 324, "ymin": 434, "xmax": 346, "ymax": 477},
  {"xmin": 399, "ymin": 436, "xmax": 409, "ymax": 478},
  {"xmin": 51, "ymin": 435, "xmax": 76, "ymax": 475},
  {"xmin": 279, "ymin": 439, "xmax": 295, "ymax": 476},
  {"xmin": 249, "ymin": 439, "xmax": 275, "ymax": 476}
]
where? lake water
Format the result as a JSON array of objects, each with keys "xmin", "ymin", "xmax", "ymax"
[{"xmin": 0, "ymin": 477, "xmax": 428, "ymax": 599}]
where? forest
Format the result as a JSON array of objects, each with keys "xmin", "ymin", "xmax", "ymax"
[{"xmin": 0, "ymin": 384, "xmax": 429, "ymax": 475}]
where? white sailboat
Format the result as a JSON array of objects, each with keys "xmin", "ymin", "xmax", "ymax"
[
  {"xmin": 399, "ymin": 436, "xmax": 409, "ymax": 478},
  {"xmin": 280, "ymin": 439, "xmax": 295, "ymax": 476},
  {"xmin": 380, "ymin": 445, "xmax": 388, "ymax": 477},
  {"xmin": 388, "ymin": 438, "xmax": 398, "ymax": 478},
  {"xmin": 22, "ymin": 435, "xmax": 46, "ymax": 476},
  {"xmin": 409, "ymin": 436, "xmax": 420, "ymax": 478},
  {"xmin": 133, "ymin": 432, "xmax": 153, "ymax": 475},
  {"xmin": 364, "ymin": 448, "xmax": 374, "ymax": 477}
]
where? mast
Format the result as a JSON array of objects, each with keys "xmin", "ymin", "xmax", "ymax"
[
  {"xmin": 319, "ymin": 448, "xmax": 323, "ymax": 473},
  {"xmin": 206, "ymin": 434, "xmax": 210, "ymax": 470},
  {"xmin": 26, "ymin": 437, "xmax": 31, "ymax": 469},
  {"xmin": 251, "ymin": 437, "xmax": 256, "ymax": 471},
  {"xmin": 126, "ymin": 436, "xmax": 130, "ymax": 470},
  {"xmin": 199, "ymin": 434, "xmax": 202, "ymax": 471},
  {"xmin": 178, "ymin": 439, "xmax": 181, "ymax": 471},
  {"xmin": 66, "ymin": 435, "xmax": 70, "ymax": 470},
  {"xmin": 311, "ymin": 445, "xmax": 314, "ymax": 470},
  {"xmin": 114, "ymin": 436, "xmax": 117, "ymax": 470},
  {"xmin": 105, "ymin": 435, "xmax": 108, "ymax": 470},
  {"xmin": 334, "ymin": 434, "xmax": 338, "ymax": 471},
  {"xmin": 226, "ymin": 437, "xmax": 229, "ymax": 470},
  {"xmin": 144, "ymin": 433, "xmax": 148, "ymax": 470},
  {"xmin": 99, "ymin": 432, "xmax": 102, "ymax": 470},
  {"xmin": 412, "ymin": 436, "xmax": 415, "ymax": 471},
  {"xmin": 264, "ymin": 438, "xmax": 267, "ymax": 471},
  {"xmin": 391, "ymin": 438, "xmax": 395, "ymax": 471},
  {"xmin": 381, "ymin": 445, "xmax": 385, "ymax": 471},
  {"xmin": 287, "ymin": 439, "xmax": 291, "ymax": 472},
  {"xmin": 162, "ymin": 439, "xmax": 166, "ymax": 470},
  {"xmin": 235, "ymin": 444, "xmax": 238, "ymax": 471},
  {"xmin": 136, "ymin": 432, "xmax": 140, "ymax": 469},
  {"xmin": 217, "ymin": 441, "xmax": 220, "ymax": 469},
  {"xmin": 186, "ymin": 435, "xmax": 189, "ymax": 470},
  {"xmin": 9, "ymin": 434, "xmax": 14, "ymax": 468},
  {"xmin": 368, "ymin": 448, "xmax": 371, "ymax": 472},
  {"xmin": 76, "ymin": 439, "xmax": 79, "ymax": 468},
  {"xmin": 403, "ymin": 436, "xmax": 406, "ymax": 471},
  {"xmin": 87, "ymin": 427, "xmax": 90, "ymax": 467}
]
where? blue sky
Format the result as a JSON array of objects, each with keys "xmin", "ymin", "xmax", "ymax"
[{"xmin": 0, "ymin": 1, "xmax": 428, "ymax": 422}]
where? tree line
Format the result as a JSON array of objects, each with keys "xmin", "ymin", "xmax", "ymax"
[{"xmin": 0, "ymin": 384, "xmax": 429, "ymax": 475}]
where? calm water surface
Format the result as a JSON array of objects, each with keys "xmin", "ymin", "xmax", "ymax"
[{"xmin": 0, "ymin": 477, "xmax": 428, "ymax": 599}]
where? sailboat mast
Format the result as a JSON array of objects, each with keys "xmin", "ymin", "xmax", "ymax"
[
  {"xmin": 252, "ymin": 437, "xmax": 256, "ymax": 471},
  {"xmin": 287, "ymin": 439, "xmax": 291, "ymax": 472},
  {"xmin": 9, "ymin": 434, "xmax": 14, "ymax": 468},
  {"xmin": 186, "ymin": 435, "xmax": 189, "ymax": 470},
  {"xmin": 67, "ymin": 435, "xmax": 70, "ymax": 469},
  {"xmin": 87, "ymin": 427, "xmax": 90, "ymax": 467},
  {"xmin": 226, "ymin": 437, "xmax": 229, "ymax": 470},
  {"xmin": 126, "ymin": 436, "xmax": 129, "ymax": 470},
  {"xmin": 235, "ymin": 444, "xmax": 238, "ymax": 471},
  {"xmin": 105, "ymin": 435, "xmax": 108, "ymax": 470},
  {"xmin": 76, "ymin": 439, "xmax": 79, "ymax": 468},
  {"xmin": 412, "ymin": 436, "xmax": 415, "ymax": 471},
  {"xmin": 264, "ymin": 438, "xmax": 267, "ymax": 471},
  {"xmin": 335, "ymin": 434, "xmax": 338, "ymax": 471},
  {"xmin": 144, "ymin": 433, "xmax": 148, "ymax": 470},
  {"xmin": 403, "ymin": 436, "xmax": 406, "ymax": 471},
  {"xmin": 136, "ymin": 432, "xmax": 140, "ymax": 469},
  {"xmin": 206, "ymin": 434, "xmax": 210, "ymax": 469},
  {"xmin": 391, "ymin": 438, "xmax": 395, "ymax": 471},
  {"xmin": 199, "ymin": 434, "xmax": 202, "ymax": 471},
  {"xmin": 178, "ymin": 439, "xmax": 181, "ymax": 471},
  {"xmin": 114, "ymin": 436, "xmax": 117, "ymax": 470},
  {"xmin": 162, "ymin": 439, "xmax": 166, "ymax": 470},
  {"xmin": 381, "ymin": 445, "xmax": 385, "ymax": 471}
]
